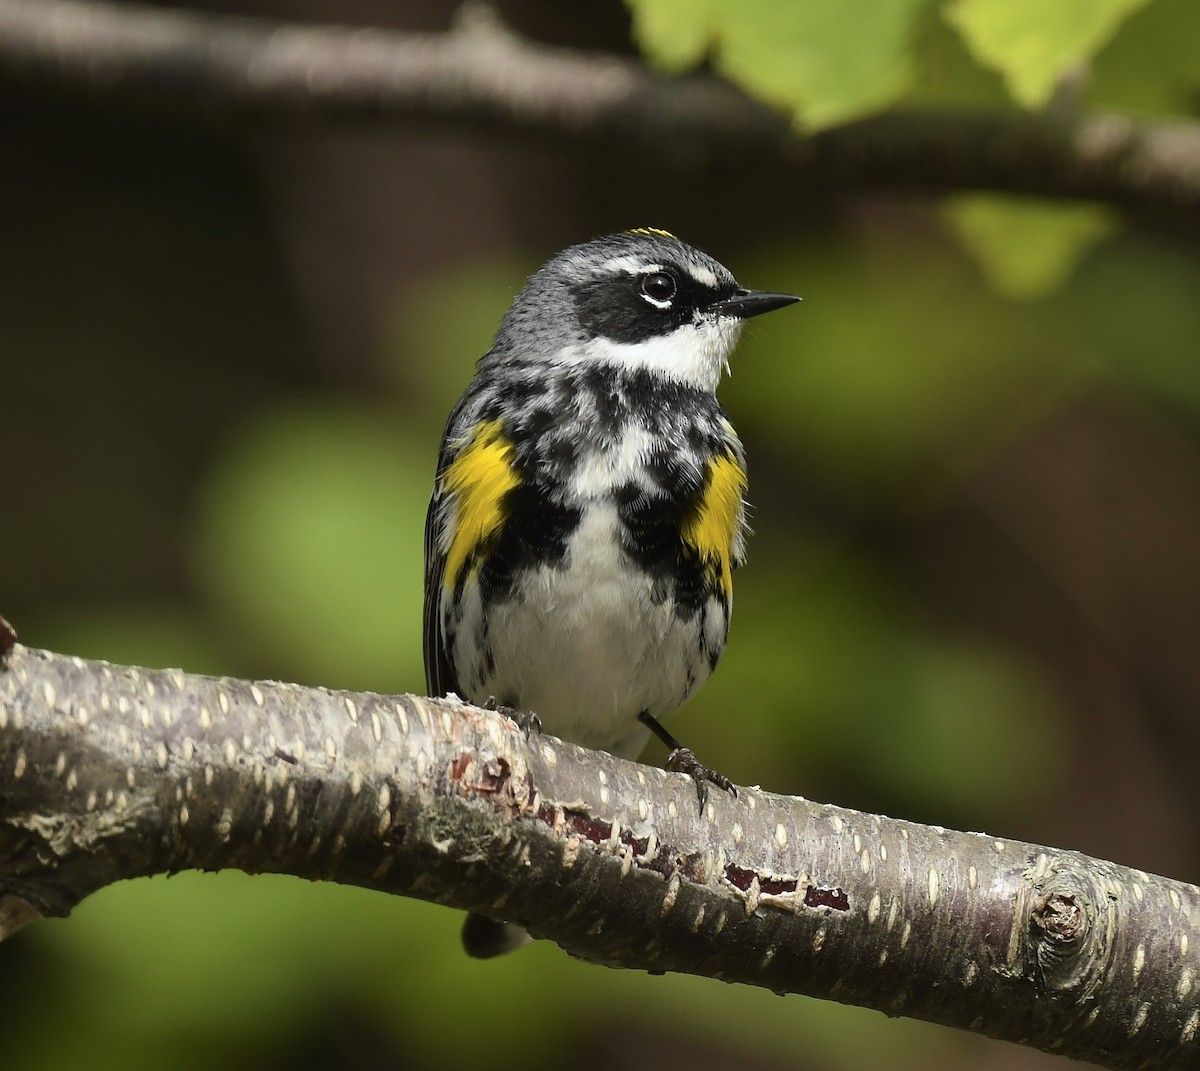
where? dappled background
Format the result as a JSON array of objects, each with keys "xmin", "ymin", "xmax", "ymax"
[{"xmin": 3, "ymin": 1, "xmax": 1200, "ymax": 1069}]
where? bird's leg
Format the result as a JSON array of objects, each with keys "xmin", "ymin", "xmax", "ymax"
[
  {"xmin": 638, "ymin": 711, "xmax": 737, "ymax": 814},
  {"xmin": 484, "ymin": 696, "xmax": 541, "ymax": 738}
]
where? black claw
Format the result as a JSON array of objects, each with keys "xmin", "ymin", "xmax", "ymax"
[
  {"xmin": 666, "ymin": 746, "xmax": 737, "ymax": 815},
  {"xmin": 483, "ymin": 697, "xmax": 541, "ymax": 739},
  {"xmin": 638, "ymin": 712, "xmax": 737, "ymax": 814},
  {"xmin": 513, "ymin": 710, "xmax": 542, "ymax": 738}
]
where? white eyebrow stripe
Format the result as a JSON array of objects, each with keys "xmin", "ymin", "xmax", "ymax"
[
  {"xmin": 599, "ymin": 256, "xmax": 719, "ymax": 290},
  {"xmin": 600, "ymin": 256, "xmax": 662, "ymax": 275}
]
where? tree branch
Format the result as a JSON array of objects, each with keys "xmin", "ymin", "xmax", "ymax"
[
  {"xmin": 2, "ymin": 0, "xmax": 1200, "ymax": 214},
  {"xmin": 1, "ymin": 640, "xmax": 1198, "ymax": 1069}
]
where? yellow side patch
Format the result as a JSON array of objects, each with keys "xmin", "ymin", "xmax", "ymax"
[
  {"xmin": 682, "ymin": 453, "xmax": 745, "ymax": 598},
  {"xmin": 441, "ymin": 420, "xmax": 521, "ymax": 591},
  {"xmin": 625, "ymin": 227, "xmax": 678, "ymax": 240}
]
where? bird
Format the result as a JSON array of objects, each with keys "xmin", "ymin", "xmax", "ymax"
[{"xmin": 422, "ymin": 228, "xmax": 799, "ymax": 955}]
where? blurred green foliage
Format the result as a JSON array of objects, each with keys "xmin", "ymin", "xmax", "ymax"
[
  {"xmin": 945, "ymin": 196, "xmax": 1117, "ymax": 300},
  {"xmin": 629, "ymin": 0, "xmax": 930, "ymax": 128},
  {"xmin": 628, "ymin": 0, "xmax": 1198, "ymax": 126},
  {"xmin": 11, "ymin": 871, "xmax": 963, "ymax": 1071},
  {"xmin": 1088, "ymin": 0, "xmax": 1200, "ymax": 114},
  {"xmin": 6, "ymin": 2, "xmax": 1200, "ymax": 1070},
  {"xmin": 195, "ymin": 405, "xmax": 428, "ymax": 691},
  {"xmin": 946, "ymin": 0, "xmax": 1153, "ymax": 107}
]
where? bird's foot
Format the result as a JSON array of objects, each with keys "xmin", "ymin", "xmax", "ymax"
[
  {"xmin": 666, "ymin": 746, "xmax": 737, "ymax": 814},
  {"xmin": 512, "ymin": 710, "xmax": 542, "ymax": 738},
  {"xmin": 638, "ymin": 711, "xmax": 736, "ymax": 814},
  {"xmin": 484, "ymin": 697, "xmax": 541, "ymax": 738}
]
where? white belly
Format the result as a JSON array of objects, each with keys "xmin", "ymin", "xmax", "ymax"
[{"xmin": 471, "ymin": 504, "xmax": 721, "ymax": 758}]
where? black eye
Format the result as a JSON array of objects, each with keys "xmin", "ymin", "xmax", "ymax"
[{"xmin": 640, "ymin": 271, "xmax": 677, "ymax": 303}]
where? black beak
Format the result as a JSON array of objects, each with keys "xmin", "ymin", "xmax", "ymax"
[{"xmin": 711, "ymin": 289, "xmax": 801, "ymax": 319}]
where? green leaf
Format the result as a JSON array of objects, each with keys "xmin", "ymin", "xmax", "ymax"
[
  {"xmin": 903, "ymin": 5, "xmax": 1013, "ymax": 110},
  {"xmin": 1089, "ymin": 0, "xmax": 1200, "ymax": 116},
  {"xmin": 945, "ymin": 0, "xmax": 1153, "ymax": 108},
  {"xmin": 627, "ymin": 0, "xmax": 935, "ymax": 129},
  {"xmin": 945, "ymin": 194, "xmax": 1117, "ymax": 299}
]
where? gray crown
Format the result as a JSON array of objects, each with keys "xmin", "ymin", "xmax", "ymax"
[{"xmin": 485, "ymin": 230, "xmax": 740, "ymax": 364}]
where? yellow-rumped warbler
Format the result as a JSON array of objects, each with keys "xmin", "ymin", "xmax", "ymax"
[{"xmin": 423, "ymin": 229, "xmax": 798, "ymax": 955}]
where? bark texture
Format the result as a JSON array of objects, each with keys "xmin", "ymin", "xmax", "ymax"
[{"xmin": 2, "ymin": 643, "xmax": 1199, "ymax": 1070}]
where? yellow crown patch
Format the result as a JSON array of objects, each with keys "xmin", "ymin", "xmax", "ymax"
[{"xmin": 624, "ymin": 227, "xmax": 678, "ymax": 240}]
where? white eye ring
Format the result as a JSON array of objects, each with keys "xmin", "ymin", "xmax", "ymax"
[{"xmin": 640, "ymin": 271, "xmax": 677, "ymax": 309}]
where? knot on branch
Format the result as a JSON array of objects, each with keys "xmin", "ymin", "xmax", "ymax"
[
  {"xmin": 1033, "ymin": 891, "xmax": 1086, "ymax": 946},
  {"xmin": 1024, "ymin": 858, "xmax": 1120, "ymax": 1003}
]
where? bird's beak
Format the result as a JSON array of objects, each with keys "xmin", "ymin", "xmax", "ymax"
[{"xmin": 711, "ymin": 289, "xmax": 801, "ymax": 319}]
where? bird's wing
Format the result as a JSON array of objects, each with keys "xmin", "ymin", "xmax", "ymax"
[
  {"xmin": 422, "ymin": 413, "xmax": 523, "ymax": 700},
  {"xmin": 423, "ymin": 401, "xmax": 468, "ymax": 700},
  {"xmin": 422, "ymin": 473, "xmax": 459, "ymax": 700}
]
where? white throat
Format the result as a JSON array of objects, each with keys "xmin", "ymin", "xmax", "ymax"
[{"xmin": 582, "ymin": 315, "xmax": 744, "ymax": 392}]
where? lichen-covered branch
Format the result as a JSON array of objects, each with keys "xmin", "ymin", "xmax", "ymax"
[
  {"xmin": 0, "ymin": 642, "xmax": 1197, "ymax": 1068},
  {"xmin": 2, "ymin": 0, "xmax": 1200, "ymax": 214}
]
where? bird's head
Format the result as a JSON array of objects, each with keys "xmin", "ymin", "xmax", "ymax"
[{"xmin": 490, "ymin": 229, "xmax": 799, "ymax": 392}]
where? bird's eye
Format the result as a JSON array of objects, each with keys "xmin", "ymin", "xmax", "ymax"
[{"xmin": 640, "ymin": 271, "xmax": 677, "ymax": 303}]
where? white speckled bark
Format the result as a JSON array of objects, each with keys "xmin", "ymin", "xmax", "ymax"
[{"xmin": 2, "ymin": 643, "xmax": 1198, "ymax": 1070}]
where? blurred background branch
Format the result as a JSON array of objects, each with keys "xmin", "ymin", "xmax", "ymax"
[{"xmin": 2, "ymin": 0, "xmax": 1200, "ymax": 212}]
